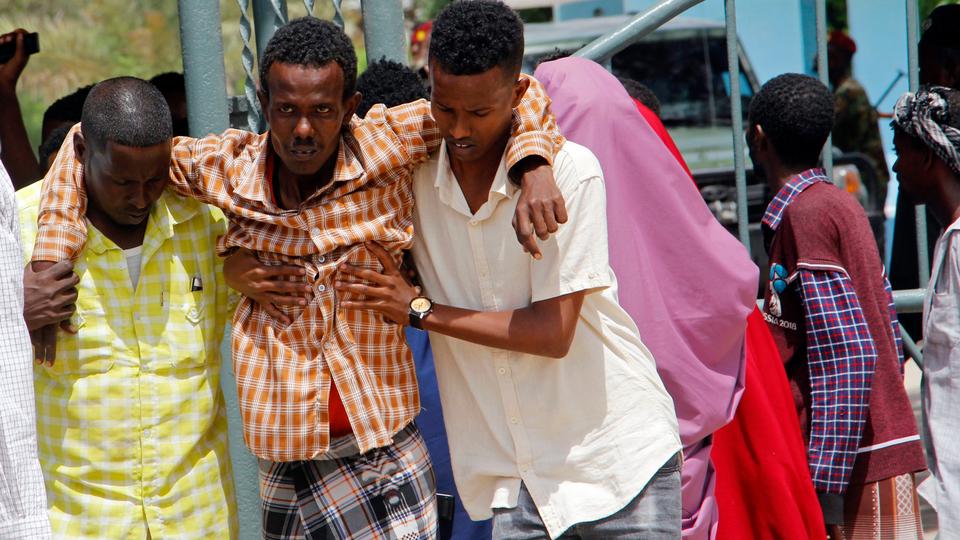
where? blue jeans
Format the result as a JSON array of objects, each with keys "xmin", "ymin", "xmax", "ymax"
[{"xmin": 492, "ymin": 453, "xmax": 682, "ymax": 539}]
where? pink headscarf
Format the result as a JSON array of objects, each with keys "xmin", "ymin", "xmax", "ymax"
[{"xmin": 536, "ymin": 57, "xmax": 758, "ymax": 539}]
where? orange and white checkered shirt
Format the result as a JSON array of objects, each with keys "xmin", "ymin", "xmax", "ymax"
[{"xmin": 33, "ymin": 76, "xmax": 563, "ymax": 461}]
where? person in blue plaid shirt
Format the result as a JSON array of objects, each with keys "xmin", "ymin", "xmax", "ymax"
[{"xmin": 749, "ymin": 73, "xmax": 927, "ymax": 539}]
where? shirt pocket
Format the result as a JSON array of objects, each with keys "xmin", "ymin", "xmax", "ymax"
[
  {"xmin": 43, "ymin": 306, "xmax": 115, "ymax": 376},
  {"xmin": 163, "ymin": 291, "xmax": 210, "ymax": 369},
  {"xmin": 924, "ymin": 291, "xmax": 960, "ymax": 379}
]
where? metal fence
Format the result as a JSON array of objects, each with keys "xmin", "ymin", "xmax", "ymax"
[
  {"xmin": 571, "ymin": 0, "xmax": 928, "ymax": 364},
  {"xmin": 172, "ymin": 0, "xmax": 930, "ymax": 536}
]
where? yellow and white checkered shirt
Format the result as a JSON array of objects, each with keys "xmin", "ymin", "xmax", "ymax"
[{"xmin": 18, "ymin": 182, "xmax": 238, "ymax": 540}]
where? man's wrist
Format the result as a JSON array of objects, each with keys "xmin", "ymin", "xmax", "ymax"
[
  {"xmin": 508, "ymin": 155, "xmax": 549, "ymax": 186},
  {"xmin": 30, "ymin": 260, "xmax": 56, "ymax": 272}
]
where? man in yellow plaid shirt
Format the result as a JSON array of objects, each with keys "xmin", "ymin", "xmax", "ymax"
[{"xmin": 18, "ymin": 78, "xmax": 238, "ymax": 538}]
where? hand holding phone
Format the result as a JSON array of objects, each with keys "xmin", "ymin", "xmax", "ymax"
[{"xmin": 0, "ymin": 30, "xmax": 39, "ymax": 93}]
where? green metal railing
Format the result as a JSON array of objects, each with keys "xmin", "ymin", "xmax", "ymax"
[
  {"xmin": 815, "ymin": 0, "xmax": 833, "ymax": 178},
  {"xmin": 724, "ymin": 0, "xmax": 750, "ymax": 251},
  {"xmin": 177, "ymin": 0, "xmax": 230, "ymax": 138}
]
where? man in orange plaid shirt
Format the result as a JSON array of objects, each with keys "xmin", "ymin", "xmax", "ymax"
[{"xmin": 32, "ymin": 16, "xmax": 563, "ymax": 539}]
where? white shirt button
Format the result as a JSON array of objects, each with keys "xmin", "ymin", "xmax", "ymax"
[
  {"xmin": 317, "ymin": 284, "xmax": 326, "ymax": 292},
  {"xmin": 311, "ymin": 227, "xmax": 321, "ymax": 236},
  {"xmin": 498, "ymin": 367, "xmax": 506, "ymax": 375},
  {"xmin": 317, "ymin": 255, "xmax": 326, "ymax": 263},
  {"xmin": 469, "ymin": 220, "xmax": 478, "ymax": 226},
  {"xmin": 510, "ymin": 417, "xmax": 519, "ymax": 424}
]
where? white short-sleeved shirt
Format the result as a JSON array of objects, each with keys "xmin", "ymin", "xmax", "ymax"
[
  {"xmin": 411, "ymin": 140, "xmax": 680, "ymax": 539},
  {"xmin": 919, "ymin": 216, "xmax": 960, "ymax": 533}
]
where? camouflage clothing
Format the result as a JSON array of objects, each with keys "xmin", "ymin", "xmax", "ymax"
[{"xmin": 833, "ymin": 77, "xmax": 890, "ymax": 198}]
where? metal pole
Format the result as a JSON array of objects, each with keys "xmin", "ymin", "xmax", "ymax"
[
  {"xmin": 252, "ymin": 0, "xmax": 288, "ymax": 59},
  {"xmin": 814, "ymin": 0, "xmax": 833, "ymax": 178},
  {"xmin": 362, "ymin": 0, "xmax": 407, "ymax": 64},
  {"xmin": 179, "ymin": 5, "xmax": 258, "ymax": 538},
  {"xmin": 907, "ymin": 0, "xmax": 920, "ymax": 91},
  {"xmin": 178, "ymin": 0, "xmax": 230, "ymax": 137},
  {"xmin": 724, "ymin": 0, "xmax": 750, "ymax": 250},
  {"xmin": 906, "ymin": 0, "xmax": 930, "ymax": 285},
  {"xmin": 900, "ymin": 323, "xmax": 923, "ymax": 369},
  {"xmin": 575, "ymin": 0, "xmax": 706, "ymax": 62},
  {"xmin": 892, "ymin": 288, "xmax": 926, "ymax": 314}
]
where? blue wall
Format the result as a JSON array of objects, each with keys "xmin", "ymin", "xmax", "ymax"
[
  {"xmin": 848, "ymin": 0, "xmax": 908, "ymax": 220},
  {"xmin": 557, "ymin": 0, "xmax": 626, "ymax": 19}
]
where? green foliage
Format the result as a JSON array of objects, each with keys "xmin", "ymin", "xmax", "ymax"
[{"xmin": 827, "ymin": 0, "xmax": 848, "ymax": 30}]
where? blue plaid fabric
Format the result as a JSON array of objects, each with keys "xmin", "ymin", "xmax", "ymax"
[
  {"xmin": 761, "ymin": 168, "xmax": 829, "ymax": 231},
  {"xmin": 798, "ymin": 270, "xmax": 877, "ymax": 495}
]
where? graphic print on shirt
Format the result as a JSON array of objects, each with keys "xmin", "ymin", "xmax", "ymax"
[{"xmin": 764, "ymin": 263, "xmax": 798, "ymax": 331}]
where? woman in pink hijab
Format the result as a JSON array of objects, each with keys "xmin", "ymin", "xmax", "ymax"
[{"xmin": 535, "ymin": 56, "xmax": 757, "ymax": 539}]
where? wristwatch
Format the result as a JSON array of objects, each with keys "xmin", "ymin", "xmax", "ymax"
[{"xmin": 409, "ymin": 296, "xmax": 433, "ymax": 329}]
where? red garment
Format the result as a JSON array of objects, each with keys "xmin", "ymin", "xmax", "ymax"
[
  {"xmin": 633, "ymin": 99, "xmax": 693, "ymax": 179},
  {"xmin": 713, "ymin": 308, "xmax": 825, "ymax": 539}
]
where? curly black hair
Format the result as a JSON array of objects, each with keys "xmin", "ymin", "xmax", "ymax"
[
  {"xmin": 259, "ymin": 17, "xmax": 357, "ymax": 99},
  {"xmin": 81, "ymin": 77, "xmax": 172, "ymax": 151},
  {"xmin": 429, "ymin": 0, "xmax": 524, "ymax": 77},
  {"xmin": 355, "ymin": 58, "xmax": 428, "ymax": 117},
  {"xmin": 42, "ymin": 85, "xmax": 93, "ymax": 130},
  {"xmin": 749, "ymin": 73, "xmax": 834, "ymax": 168},
  {"xmin": 618, "ymin": 77, "xmax": 661, "ymax": 117},
  {"xmin": 534, "ymin": 47, "xmax": 576, "ymax": 68},
  {"xmin": 38, "ymin": 124, "xmax": 73, "ymax": 173},
  {"xmin": 149, "ymin": 72, "xmax": 185, "ymax": 98}
]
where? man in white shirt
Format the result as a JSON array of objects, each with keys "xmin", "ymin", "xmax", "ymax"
[
  {"xmin": 892, "ymin": 85, "xmax": 960, "ymax": 535},
  {"xmin": 0, "ymin": 151, "xmax": 51, "ymax": 538},
  {"xmin": 335, "ymin": 1, "xmax": 682, "ymax": 537}
]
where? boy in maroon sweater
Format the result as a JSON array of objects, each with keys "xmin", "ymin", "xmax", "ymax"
[{"xmin": 749, "ymin": 74, "xmax": 926, "ymax": 539}]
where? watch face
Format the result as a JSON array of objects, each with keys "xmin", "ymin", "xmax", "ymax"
[{"xmin": 410, "ymin": 297, "xmax": 432, "ymax": 313}]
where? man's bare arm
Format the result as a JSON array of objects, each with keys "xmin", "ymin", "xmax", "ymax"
[
  {"xmin": 0, "ymin": 29, "xmax": 41, "ymax": 188},
  {"xmin": 336, "ymin": 243, "xmax": 586, "ymax": 358}
]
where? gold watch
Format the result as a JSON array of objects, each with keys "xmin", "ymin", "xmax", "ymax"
[{"xmin": 408, "ymin": 296, "xmax": 433, "ymax": 329}]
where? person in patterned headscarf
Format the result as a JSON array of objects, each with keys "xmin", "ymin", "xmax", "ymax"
[
  {"xmin": 892, "ymin": 85, "xmax": 960, "ymax": 535},
  {"xmin": 890, "ymin": 5, "xmax": 960, "ymax": 340}
]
